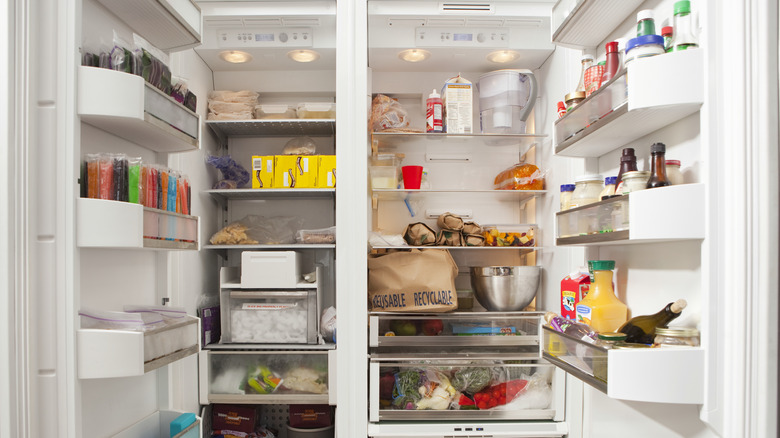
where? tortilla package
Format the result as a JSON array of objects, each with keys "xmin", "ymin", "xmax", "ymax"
[{"xmin": 368, "ymin": 249, "xmax": 458, "ymax": 312}]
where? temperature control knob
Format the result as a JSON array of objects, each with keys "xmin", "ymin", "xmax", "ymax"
[
  {"xmin": 477, "ymin": 33, "xmax": 485, "ymax": 43},
  {"xmin": 279, "ymin": 32, "xmax": 288, "ymax": 43}
]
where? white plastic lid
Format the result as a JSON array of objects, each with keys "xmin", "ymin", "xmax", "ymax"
[
  {"xmin": 429, "ymin": 89, "xmax": 440, "ymax": 99},
  {"xmin": 637, "ymin": 9, "xmax": 654, "ymax": 21},
  {"xmin": 575, "ymin": 174, "xmax": 603, "ymax": 183}
]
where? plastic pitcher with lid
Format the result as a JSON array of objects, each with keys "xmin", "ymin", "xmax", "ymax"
[{"xmin": 476, "ymin": 69, "xmax": 538, "ymax": 135}]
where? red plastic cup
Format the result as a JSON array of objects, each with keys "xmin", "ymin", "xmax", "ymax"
[{"xmin": 402, "ymin": 165, "xmax": 423, "ymax": 189}]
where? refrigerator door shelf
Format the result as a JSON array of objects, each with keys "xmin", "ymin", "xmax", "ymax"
[
  {"xmin": 551, "ymin": 0, "xmax": 643, "ymax": 49},
  {"xmin": 112, "ymin": 410, "xmax": 201, "ymax": 438},
  {"xmin": 77, "ymin": 316, "xmax": 200, "ymax": 379},
  {"xmin": 555, "ymin": 183, "xmax": 705, "ymax": 246},
  {"xmin": 542, "ymin": 325, "xmax": 704, "ymax": 404},
  {"xmin": 554, "ymin": 49, "xmax": 704, "ymax": 158},
  {"xmin": 78, "ymin": 66, "xmax": 200, "ymax": 153},
  {"xmin": 97, "ymin": 0, "xmax": 202, "ymax": 51}
]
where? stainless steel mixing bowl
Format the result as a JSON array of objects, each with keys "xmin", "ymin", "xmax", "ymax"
[{"xmin": 469, "ymin": 266, "xmax": 541, "ymax": 311}]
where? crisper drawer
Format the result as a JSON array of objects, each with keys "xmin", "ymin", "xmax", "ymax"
[
  {"xmin": 199, "ymin": 350, "xmax": 336, "ymax": 405},
  {"xmin": 369, "ymin": 312, "xmax": 543, "ymax": 348},
  {"xmin": 220, "ymin": 290, "xmax": 318, "ymax": 344},
  {"xmin": 369, "ymin": 354, "xmax": 565, "ymax": 422}
]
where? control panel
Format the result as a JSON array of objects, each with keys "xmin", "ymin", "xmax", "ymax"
[
  {"xmin": 216, "ymin": 28, "xmax": 313, "ymax": 48},
  {"xmin": 415, "ymin": 27, "xmax": 510, "ymax": 47}
]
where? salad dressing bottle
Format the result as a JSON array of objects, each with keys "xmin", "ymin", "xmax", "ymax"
[{"xmin": 575, "ymin": 260, "xmax": 627, "ymax": 333}]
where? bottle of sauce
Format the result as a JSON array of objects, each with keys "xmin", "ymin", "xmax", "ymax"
[
  {"xmin": 618, "ymin": 299, "xmax": 687, "ymax": 344},
  {"xmin": 426, "ymin": 89, "xmax": 443, "ymax": 133},
  {"xmin": 636, "ymin": 9, "xmax": 656, "ymax": 37},
  {"xmin": 662, "ymin": 26, "xmax": 674, "ymax": 52},
  {"xmin": 601, "ymin": 41, "xmax": 620, "ymax": 84},
  {"xmin": 599, "ymin": 176, "xmax": 617, "ymax": 200},
  {"xmin": 575, "ymin": 260, "xmax": 627, "ymax": 333},
  {"xmin": 670, "ymin": 0, "xmax": 699, "ymax": 51},
  {"xmin": 647, "ymin": 142, "xmax": 671, "ymax": 188},
  {"xmin": 615, "ymin": 148, "xmax": 638, "ymax": 194}
]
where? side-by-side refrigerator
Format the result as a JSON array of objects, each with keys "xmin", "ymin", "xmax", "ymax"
[{"xmin": 4, "ymin": 0, "xmax": 777, "ymax": 437}]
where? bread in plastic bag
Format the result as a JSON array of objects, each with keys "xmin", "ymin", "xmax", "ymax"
[
  {"xmin": 494, "ymin": 163, "xmax": 545, "ymax": 190},
  {"xmin": 370, "ymin": 94, "xmax": 410, "ymax": 132},
  {"xmin": 208, "ymin": 90, "xmax": 259, "ymax": 105},
  {"xmin": 205, "ymin": 153, "xmax": 251, "ymax": 189},
  {"xmin": 283, "ymin": 137, "xmax": 318, "ymax": 155},
  {"xmin": 209, "ymin": 215, "xmax": 304, "ymax": 245}
]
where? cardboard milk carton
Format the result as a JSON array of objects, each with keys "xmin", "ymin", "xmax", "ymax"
[
  {"xmin": 442, "ymin": 74, "xmax": 473, "ymax": 133},
  {"xmin": 560, "ymin": 269, "xmax": 590, "ymax": 320}
]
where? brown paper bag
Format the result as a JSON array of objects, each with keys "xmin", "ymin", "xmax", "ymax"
[
  {"xmin": 462, "ymin": 221, "xmax": 482, "ymax": 235},
  {"xmin": 403, "ymin": 222, "xmax": 437, "ymax": 246},
  {"xmin": 368, "ymin": 249, "xmax": 458, "ymax": 312},
  {"xmin": 437, "ymin": 212, "xmax": 464, "ymax": 231},
  {"xmin": 435, "ymin": 229, "xmax": 464, "ymax": 246},
  {"xmin": 463, "ymin": 234, "xmax": 486, "ymax": 247}
]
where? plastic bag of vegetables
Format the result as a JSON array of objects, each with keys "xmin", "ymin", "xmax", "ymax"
[{"xmin": 451, "ymin": 367, "xmax": 492, "ymax": 394}]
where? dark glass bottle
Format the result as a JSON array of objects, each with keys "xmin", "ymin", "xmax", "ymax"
[
  {"xmin": 618, "ymin": 299, "xmax": 687, "ymax": 344},
  {"xmin": 601, "ymin": 41, "xmax": 620, "ymax": 84},
  {"xmin": 615, "ymin": 148, "xmax": 638, "ymax": 188},
  {"xmin": 646, "ymin": 142, "xmax": 671, "ymax": 188}
]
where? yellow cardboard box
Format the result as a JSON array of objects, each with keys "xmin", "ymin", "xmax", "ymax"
[
  {"xmin": 251, "ymin": 156, "xmax": 274, "ymax": 189},
  {"xmin": 274, "ymin": 155, "xmax": 317, "ymax": 188},
  {"xmin": 317, "ymin": 155, "xmax": 336, "ymax": 188}
]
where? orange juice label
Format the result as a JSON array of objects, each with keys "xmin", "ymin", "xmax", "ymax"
[{"xmin": 575, "ymin": 304, "xmax": 593, "ymax": 326}]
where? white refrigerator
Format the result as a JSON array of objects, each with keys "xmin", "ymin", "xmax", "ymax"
[{"xmin": 1, "ymin": 0, "xmax": 777, "ymax": 437}]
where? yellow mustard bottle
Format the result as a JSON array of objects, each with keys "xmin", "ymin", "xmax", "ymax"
[{"xmin": 575, "ymin": 260, "xmax": 627, "ymax": 332}]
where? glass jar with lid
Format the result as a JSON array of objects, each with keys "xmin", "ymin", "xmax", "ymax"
[
  {"xmin": 665, "ymin": 160, "xmax": 684, "ymax": 185},
  {"xmin": 570, "ymin": 174, "xmax": 604, "ymax": 208},
  {"xmin": 596, "ymin": 332, "xmax": 627, "ymax": 349},
  {"xmin": 625, "ymin": 35, "xmax": 665, "ymax": 66},
  {"xmin": 620, "ymin": 170, "xmax": 651, "ymax": 194},
  {"xmin": 653, "ymin": 327, "xmax": 700, "ymax": 347}
]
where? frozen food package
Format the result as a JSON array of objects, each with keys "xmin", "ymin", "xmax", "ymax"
[
  {"xmin": 246, "ymin": 365, "xmax": 283, "ymax": 394},
  {"xmin": 97, "ymin": 154, "xmax": 114, "ymax": 200},
  {"xmin": 370, "ymin": 94, "xmax": 411, "ymax": 132},
  {"xmin": 282, "ymin": 366, "xmax": 327, "ymax": 394},
  {"xmin": 79, "ymin": 307, "xmax": 164, "ymax": 331},
  {"xmin": 208, "ymin": 90, "xmax": 259, "ymax": 105},
  {"xmin": 295, "ymin": 226, "xmax": 336, "ymax": 244},
  {"xmin": 127, "ymin": 156, "xmax": 142, "ymax": 204},
  {"xmin": 206, "ymin": 111, "xmax": 254, "ymax": 120},
  {"xmin": 494, "ymin": 162, "xmax": 545, "ymax": 190},
  {"xmin": 283, "ymin": 137, "xmax": 318, "ymax": 155},
  {"xmin": 112, "ymin": 153, "xmax": 128, "ymax": 202},
  {"xmin": 183, "ymin": 90, "xmax": 197, "ymax": 113},
  {"xmin": 205, "ymin": 154, "xmax": 251, "ymax": 189},
  {"xmin": 123, "ymin": 304, "xmax": 188, "ymax": 324},
  {"xmin": 85, "ymin": 154, "xmax": 99, "ymax": 199},
  {"xmin": 160, "ymin": 168, "xmax": 169, "ymax": 211},
  {"xmin": 254, "ymin": 104, "xmax": 296, "ymax": 119},
  {"xmin": 170, "ymin": 76, "xmax": 189, "ymax": 104},
  {"xmin": 208, "ymin": 100, "xmax": 255, "ymax": 115},
  {"xmin": 110, "ymin": 31, "xmax": 132, "ymax": 73},
  {"xmin": 177, "ymin": 174, "xmax": 188, "ymax": 214},
  {"xmin": 209, "ymin": 215, "xmax": 304, "ymax": 245},
  {"xmin": 167, "ymin": 170, "xmax": 177, "ymax": 212}
]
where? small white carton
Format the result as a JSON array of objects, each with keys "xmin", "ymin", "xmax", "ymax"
[
  {"xmin": 240, "ymin": 251, "xmax": 301, "ymax": 289},
  {"xmin": 442, "ymin": 74, "xmax": 473, "ymax": 133}
]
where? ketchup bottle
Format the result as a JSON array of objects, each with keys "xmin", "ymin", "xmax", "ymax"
[{"xmin": 426, "ymin": 89, "xmax": 443, "ymax": 133}]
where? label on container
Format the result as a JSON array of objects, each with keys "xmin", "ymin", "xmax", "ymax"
[
  {"xmin": 575, "ymin": 304, "xmax": 593, "ymax": 325},
  {"xmin": 242, "ymin": 303, "xmax": 298, "ymax": 311}
]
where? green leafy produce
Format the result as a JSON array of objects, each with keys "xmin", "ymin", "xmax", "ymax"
[
  {"xmin": 451, "ymin": 367, "xmax": 492, "ymax": 394},
  {"xmin": 392, "ymin": 369, "xmax": 422, "ymax": 409}
]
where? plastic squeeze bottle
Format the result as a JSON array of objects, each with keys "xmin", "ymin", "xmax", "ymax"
[
  {"xmin": 426, "ymin": 89, "xmax": 443, "ymax": 133},
  {"xmin": 575, "ymin": 260, "xmax": 627, "ymax": 333}
]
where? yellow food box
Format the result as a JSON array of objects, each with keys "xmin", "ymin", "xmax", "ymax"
[
  {"xmin": 317, "ymin": 155, "xmax": 336, "ymax": 188},
  {"xmin": 251, "ymin": 156, "xmax": 274, "ymax": 189},
  {"xmin": 274, "ymin": 155, "xmax": 317, "ymax": 188}
]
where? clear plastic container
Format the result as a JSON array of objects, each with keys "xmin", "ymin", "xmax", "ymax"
[
  {"xmin": 666, "ymin": 160, "xmax": 684, "ymax": 185},
  {"xmin": 254, "ymin": 104, "xmax": 297, "ymax": 119},
  {"xmin": 625, "ymin": 35, "xmax": 665, "ymax": 66},
  {"xmin": 297, "ymin": 102, "xmax": 336, "ymax": 119},
  {"xmin": 570, "ymin": 174, "xmax": 603, "ymax": 208},
  {"xmin": 481, "ymin": 224, "xmax": 537, "ymax": 247},
  {"xmin": 369, "ymin": 166, "xmax": 399, "ymax": 189},
  {"xmin": 654, "ymin": 327, "xmax": 700, "ymax": 347},
  {"xmin": 296, "ymin": 226, "xmax": 336, "ymax": 244},
  {"xmin": 621, "ymin": 170, "xmax": 651, "ymax": 194},
  {"xmin": 560, "ymin": 184, "xmax": 575, "ymax": 211}
]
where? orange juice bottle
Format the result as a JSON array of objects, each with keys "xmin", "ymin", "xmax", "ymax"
[{"xmin": 575, "ymin": 260, "xmax": 627, "ymax": 332}]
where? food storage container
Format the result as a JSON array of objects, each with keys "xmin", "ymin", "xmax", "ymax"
[
  {"xmin": 253, "ymin": 104, "xmax": 297, "ymax": 119},
  {"xmin": 620, "ymin": 170, "xmax": 651, "ymax": 194},
  {"xmin": 369, "ymin": 165, "xmax": 399, "ymax": 189},
  {"xmin": 654, "ymin": 327, "xmax": 700, "ymax": 347},
  {"xmin": 297, "ymin": 102, "xmax": 336, "ymax": 119},
  {"xmin": 220, "ymin": 290, "xmax": 317, "ymax": 344},
  {"xmin": 240, "ymin": 251, "xmax": 302, "ymax": 289},
  {"xmin": 296, "ymin": 226, "xmax": 336, "ymax": 244},
  {"xmin": 625, "ymin": 35, "xmax": 665, "ymax": 65},
  {"xmin": 564, "ymin": 91, "xmax": 586, "ymax": 111},
  {"xmin": 481, "ymin": 224, "xmax": 537, "ymax": 247},
  {"xmin": 287, "ymin": 424, "xmax": 334, "ymax": 438},
  {"xmin": 200, "ymin": 350, "xmax": 332, "ymax": 405},
  {"xmin": 570, "ymin": 175, "xmax": 603, "ymax": 208},
  {"xmin": 456, "ymin": 290, "xmax": 474, "ymax": 310},
  {"xmin": 665, "ymin": 160, "xmax": 684, "ymax": 185},
  {"xmin": 288, "ymin": 405, "xmax": 333, "ymax": 429}
]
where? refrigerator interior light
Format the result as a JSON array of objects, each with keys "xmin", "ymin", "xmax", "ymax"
[
  {"xmin": 487, "ymin": 50, "xmax": 520, "ymax": 63},
  {"xmin": 219, "ymin": 50, "xmax": 252, "ymax": 64},
  {"xmin": 398, "ymin": 49, "xmax": 431, "ymax": 63},
  {"xmin": 288, "ymin": 49, "xmax": 321, "ymax": 63}
]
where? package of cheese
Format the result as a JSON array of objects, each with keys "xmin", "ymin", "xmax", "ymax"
[{"xmin": 442, "ymin": 74, "xmax": 473, "ymax": 133}]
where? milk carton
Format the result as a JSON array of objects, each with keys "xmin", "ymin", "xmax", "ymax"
[
  {"xmin": 560, "ymin": 269, "xmax": 590, "ymax": 320},
  {"xmin": 442, "ymin": 74, "xmax": 473, "ymax": 133}
]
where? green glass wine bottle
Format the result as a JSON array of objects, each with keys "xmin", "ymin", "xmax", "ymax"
[{"xmin": 618, "ymin": 299, "xmax": 687, "ymax": 344}]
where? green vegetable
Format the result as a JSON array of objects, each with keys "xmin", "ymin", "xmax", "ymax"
[
  {"xmin": 451, "ymin": 367, "xmax": 492, "ymax": 394},
  {"xmin": 392, "ymin": 369, "xmax": 422, "ymax": 408}
]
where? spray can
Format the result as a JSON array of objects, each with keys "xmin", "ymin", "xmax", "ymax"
[{"xmin": 426, "ymin": 89, "xmax": 443, "ymax": 133}]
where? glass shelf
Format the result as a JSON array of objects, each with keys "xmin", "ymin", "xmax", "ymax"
[
  {"xmin": 372, "ymin": 132, "xmax": 546, "ymax": 156},
  {"xmin": 203, "ymin": 244, "xmax": 335, "ymax": 250},
  {"xmin": 206, "ymin": 119, "xmax": 335, "ymax": 139},
  {"xmin": 207, "ymin": 188, "xmax": 335, "ymax": 204},
  {"xmin": 371, "ymin": 189, "xmax": 544, "ymax": 203}
]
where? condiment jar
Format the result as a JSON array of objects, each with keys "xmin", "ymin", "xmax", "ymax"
[
  {"xmin": 564, "ymin": 91, "xmax": 586, "ymax": 112},
  {"xmin": 596, "ymin": 332, "xmax": 627, "ymax": 349},
  {"xmin": 599, "ymin": 176, "xmax": 617, "ymax": 200},
  {"xmin": 620, "ymin": 170, "xmax": 651, "ymax": 194},
  {"xmin": 625, "ymin": 35, "xmax": 666, "ymax": 66},
  {"xmin": 654, "ymin": 327, "xmax": 700, "ymax": 347},
  {"xmin": 560, "ymin": 184, "xmax": 575, "ymax": 211},
  {"xmin": 570, "ymin": 174, "xmax": 604, "ymax": 208},
  {"xmin": 665, "ymin": 159, "xmax": 684, "ymax": 185}
]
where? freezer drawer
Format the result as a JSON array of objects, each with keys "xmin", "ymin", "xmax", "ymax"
[
  {"xmin": 219, "ymin": 290, "xmax": 318, "ymax": 344},
  {"xmin": 369, "ymin": 312, "xmax": 543, "ymax": 348},
  {"xmin": 369, "ymin": 355, "xmax": 565, "ymax": 422},
  {"xmin": 199, "ymin": 350, "xmax": 336, "ymax": 405}
]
